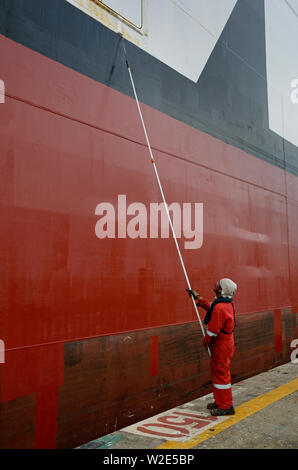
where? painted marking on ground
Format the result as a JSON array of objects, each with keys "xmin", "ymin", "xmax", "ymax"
[
  {"xmin": 77, "ymin": 432, "xmax": 124, "ymax": 449},
  {"xmin": 121, "ymin": 407, "xmax": 228, "ymax": 441},
  {"xmin": 156, "ymin": 378, "xmax": 298, "ymax": 449}
]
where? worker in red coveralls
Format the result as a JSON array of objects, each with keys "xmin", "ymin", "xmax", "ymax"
[{"xmin": 186, "ymin": 278, "xmax": 237, "ymax": 416}]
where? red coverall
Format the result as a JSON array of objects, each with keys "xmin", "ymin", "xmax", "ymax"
[{"xmin": 197, "ymin": 296, "xmax": 235, "ymax": 410}]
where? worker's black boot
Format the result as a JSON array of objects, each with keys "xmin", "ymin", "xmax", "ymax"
[
  {"xmin": 210, "ymin": 406, "xmax": 235, "ymax": 416},
  {"xmin": 207, "ymin": 402, "xmax": 218, "ymax": 410}
]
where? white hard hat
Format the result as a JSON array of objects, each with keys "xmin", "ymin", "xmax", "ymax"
[{"xmin": 219, "ymin": 278, "xmax": 237, "ymax": 298}]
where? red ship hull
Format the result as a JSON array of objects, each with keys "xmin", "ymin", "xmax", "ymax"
[{"xmin": 0, "ymin": 0, "xmax": 298, "ymax": 448}]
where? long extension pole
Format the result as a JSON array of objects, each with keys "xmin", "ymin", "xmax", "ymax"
[{"xmin": 122, "ymin": 43, "xmax": 210, "ymax": 356}]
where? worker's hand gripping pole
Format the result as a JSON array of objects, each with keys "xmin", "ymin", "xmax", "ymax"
[{"xmin": 124, "ymin": 46, "xmax": 210, "ymax": 357}]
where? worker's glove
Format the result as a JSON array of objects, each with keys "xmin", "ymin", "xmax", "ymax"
[
  {"xmin": 203, "ymin": 333, "xmax": 212, "ymax": 349},
  {"xmin": 186, "ymin": 288, "xmax": 200, "ymax": 300}
]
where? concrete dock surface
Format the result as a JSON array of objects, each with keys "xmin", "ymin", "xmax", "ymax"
[{"xmin": 78, "ymin": 362, "xmax": 298, "ymax": 450}]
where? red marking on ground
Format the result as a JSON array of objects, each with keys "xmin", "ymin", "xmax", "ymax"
[
  {"xmin": 137, "ymin": 423, "xmax": 188, "ymax": 439},
  {"xmin": 173, "ymin": 411, "xmax": 217, "ymax": 421},
  {"xmin": 136, "ymin": 410, "xmax": 217, "ymax": 438},
  {"xmin": 158, "ymin": 416, "xmax": 210, "ymax": 429}
]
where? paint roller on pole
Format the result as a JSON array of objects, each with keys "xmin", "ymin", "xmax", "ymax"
[{"xmin": 121, "ymin": 39, "xmax": 210, "ymax": 357}]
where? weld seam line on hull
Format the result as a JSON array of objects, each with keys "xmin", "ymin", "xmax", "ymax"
[
  {"xmin": 3, "ymin": 304, "xmax": 295, "ymax": 353},
  {"xmin": 3, "ymin": 92, "xmax": 293, "ymax": 199}
]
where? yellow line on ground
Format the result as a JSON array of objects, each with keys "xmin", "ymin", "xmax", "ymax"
[{"xmin": 156, "ymin": 378, "xmax": 298, "ymax": 449}]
